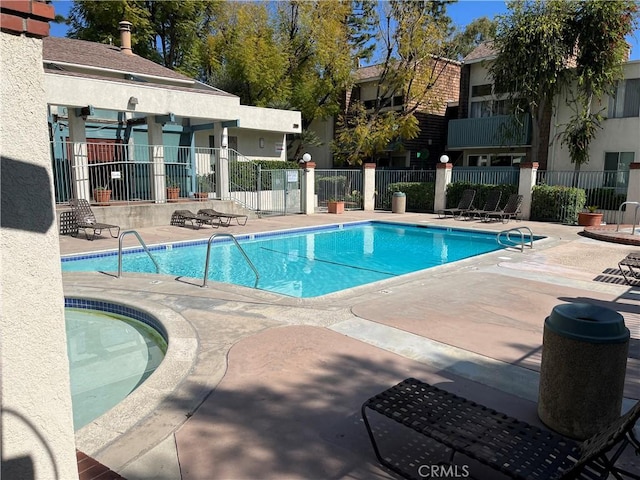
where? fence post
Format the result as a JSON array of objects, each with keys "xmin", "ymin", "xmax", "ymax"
[
  {"xmin": 363, "ymin": 163, "xmax": 376, "ymax": 211},
  {"xmin": 518, "ymin": 162, "xmax": 538, "ymax": 221},
  {"xmin": 623, "ymin": 163, "xmax": 640, "ymax": 224},
  {"xmin": 302, "ymin": 161, "xmax": 316, "ymax": 214},
  {"xmin": 147, "ymin": 122, "xmax": 166, "ymax": 203},
  {"xmin": 218, "ymin": 145, "xmax": 230, "ymax": 200},
  {"xmin": 434, "ymin": 163, "xmax": 452, "ymax": 212},
  {"xmin": 68, "ymin": 115, "xmax": 91, "ymax": 201}
]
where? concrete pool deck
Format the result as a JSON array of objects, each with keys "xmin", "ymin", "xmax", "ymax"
[{"xmin": 60, "ymin": 211, "xmax": 640, "ymax": 479}]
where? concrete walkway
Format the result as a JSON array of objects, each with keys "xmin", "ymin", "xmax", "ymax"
[{"xmin": 60, "ymin": 211, "xmax": 640, "ymax": 479}]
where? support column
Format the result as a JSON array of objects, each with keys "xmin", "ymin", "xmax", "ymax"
[
  {"xmin": 217, "ymin": 127, "xmax": 230, "ymax": 199},
  {"xmin": 68, "ymin": 114, "xmax": 90, "ymax": 201},
  {"xmin": 518, "ymin": 162, "xmax": 538, "ymax": 221},
  {"xmin": 302, "ymin": 162, "xmax": 316, "ymax": 214},
  {"xmin": 147, "ymin": 121, "xmax": 166, "ymax": 203},
  {"xmin": 363, "ymin": 163, "xmax": 376, "ymax": 211},
  {"xmin": 623, "ymin": 163, "xmax": 640, "ymax": 224},
  {"xmin": 434, "ymin": 163, "xmax": 452, "ymax": 212}
]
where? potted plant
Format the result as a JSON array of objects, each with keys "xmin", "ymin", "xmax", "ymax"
[
  {"xmin": 93, "ymin": 185, "xmax": 111, "ymax": 205},
  {"xmin": 327, "ymin": 198, "xmax": 345, "ymax": 214},
  {"xmin": 578, "ymin": 205, "xmax": 603, "ymax": 226},
  {"xmin": 194, "ymin": 174, "xmax": 211, "ymax": 201},
  {"xmin": 166, "ymin": 176, "xmax": 180, "ymax": 202}
]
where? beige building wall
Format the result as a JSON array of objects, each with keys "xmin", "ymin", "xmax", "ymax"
[{"xmin": 1, "ymin": 32, "xmax": 78, "ymax": 480}]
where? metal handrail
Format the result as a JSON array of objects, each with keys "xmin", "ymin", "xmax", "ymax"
[
  {"xmin": 616, "ymin": 202, "xmax": 639, "ymax": 236},
  {"xmin": 202, "ymin": 233, "xmax": 259, "ymax": 288},
  {"xmin": 117, "ymin": 230, "xmax": 160, "ymax": 278},
  {"xmin": 497, "ymin": 226, "xmax": 534, "ymax": 252}
]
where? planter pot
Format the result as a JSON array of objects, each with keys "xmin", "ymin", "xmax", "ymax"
[
  {"xmin": 167, "ymin": 187, "xmax": 180, "ymax": 202},
  {"xmin": 578, "ymin": 212, "xmax": 603, "ymax": 227},
  {"xmin": 194, "ymin": 192, "xmax": 209, "ymax": 201},
  {"xmin": 328, "ymin": 201, "xmax": 345, "ymax": 214},
  {"xmin": 94, "ymin": 189, "xmax": 111, "ymax": 205}
]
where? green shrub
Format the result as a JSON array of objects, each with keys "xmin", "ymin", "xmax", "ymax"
[
  {"xmin": 387, "ymin": 182, "xmax": 435, "ymax": 212},
  {"xmin": 530, "ymin": 185, "xmax": 585, "ymax": 224},
  {"xmin": 230, "ymin": 160, "xmax": 299, "ymax": 191},
  {"xmin": 316, "ymin": 175, "xmax": 348, "ymax": 201}
]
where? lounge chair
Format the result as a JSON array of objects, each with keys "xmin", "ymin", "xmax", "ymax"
[
  {"xmin": 484, "ymin": 193, "xmax": 523, "ymax": 223},
  {"xmin": 619, "ymin": 252, "xmax": 640, "ymax": 285},
  {"xmin": 464, "ymin": 189, "xmax": 502, "ymax": 220},
  {"xmin": 170, "ymin": 210, "xmax": 220, "ymax": 229},
  {"xmin": 198, "ymin": 208, "xmax": 248, "ymax": 227},
  {"xmin": 362, "ymin": 378, "xmax": 640, "ymax": 480},
  {"xmin": 69, "ymin": 198, "xmax": 120, "ymax": 241},
  {"xmin": 437, "ymin": 189, "xmax": 476, "ymax": 219}
]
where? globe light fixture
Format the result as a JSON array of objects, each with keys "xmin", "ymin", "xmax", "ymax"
[{"xmin": 439, "ymin": 154, "xmax": 449, "ymax": 163}]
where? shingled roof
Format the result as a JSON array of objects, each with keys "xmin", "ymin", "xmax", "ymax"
[
  {"xmin": 43, "ymin": 36, "xmax": 193, "ymax": 82},
  {"xmin": 463, "ymin": 41, "xmax": 497, "ymax": 64}
]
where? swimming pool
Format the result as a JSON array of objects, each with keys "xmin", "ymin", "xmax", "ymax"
[
  {"xmin": 65, "ymin": 299, "xmax": 167, "ymax": 430},
  {"xmin": 62, "ymin": 221, "xmax": 535, "ymax": 298}
]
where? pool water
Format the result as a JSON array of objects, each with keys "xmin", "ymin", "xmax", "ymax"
[
  {"xmin": 66, "ymin": 308, "xmax": 167, "ymax": 430},
  {"xmin": 62, "ymin": 222, "xmax": 522, "ymax": 298}
]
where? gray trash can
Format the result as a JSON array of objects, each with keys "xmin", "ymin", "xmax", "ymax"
[
  {"xmin": 392, "ymin": 192, "xmax": 406, "ymax": 214},
  {"xmin": 538, "ymin": 303, "xmax": 629, "ymax": 440}
]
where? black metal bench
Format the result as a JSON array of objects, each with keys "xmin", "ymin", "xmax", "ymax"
[{"xmin": 362, "ymin": 378, "xmax": 640, "ymax": 480}]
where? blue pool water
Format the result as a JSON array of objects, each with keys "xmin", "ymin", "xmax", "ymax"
[
  {"xmin": 65, "ymin": 300, "xmax": 167, "ymax": 430},
  {"xmin": 62, "ymin": 222, "xmax": 528, "ymax": 298}
]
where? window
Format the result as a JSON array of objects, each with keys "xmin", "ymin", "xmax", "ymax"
[
  {"xmin": 470, "ymin": 100, "xmax": 492, "ymax": 118},
  {"xmin": 604, "ymin": 152, "xmax": 634, "ymax": 188},
  {"xmin": 608, "ymin": 79, "xmax": 640, "ymax": 118},
  {"xmin": 471, "ymin": 84, "xmax": 492, "ymax": 97},
  {"xmin": 467, "ymin": 154, "xmax": 524, "ymax": 167}
]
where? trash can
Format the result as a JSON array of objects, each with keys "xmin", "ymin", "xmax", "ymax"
[
  {"xmin": 392, "ymin": 192, "xmax": 406, "ymax": 214},
  {"xmin": 538, "ymin": 303, "xmax": 629, "ymax": 440}
]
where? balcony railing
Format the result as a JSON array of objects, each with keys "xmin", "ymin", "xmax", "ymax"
[{"xmin": 447, "ymin": 114, "xmax": 531, "ymax": 149}]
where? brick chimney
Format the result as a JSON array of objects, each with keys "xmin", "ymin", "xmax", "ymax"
[{"xmin": 119, "ymin": 20, "xmax": 133, "ymax": 55}]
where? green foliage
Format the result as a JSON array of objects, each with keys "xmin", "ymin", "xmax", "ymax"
[
  {"xmin": 530, "ymin": 185, "xmax": 586, "ymax": 224},
  {"xmin": 316, "ymin": 175, "xmax": 348, "ymax": 202},
  {"xmin": 385, "ymin": 182, "xmax": 435, "ymax": 212},
  {"xmin": 230, "ymin": 160, "xmax": 299, "ymax": 191},
  {"xmin": 445, "ymin": 17, "xmax": 497, "ymax": 60},
  {"xmin": 445, "ymin": 182, "xmax": 517, "ymax": 209}
]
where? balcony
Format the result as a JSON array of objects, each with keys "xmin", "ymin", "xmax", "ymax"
[{"xmin": 447, "ymin": 114, "xmax": 531, "ymax": 149}]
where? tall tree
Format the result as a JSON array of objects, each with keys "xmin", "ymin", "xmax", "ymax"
[
  {"xmin": 447, "ymin": 17, "xmax": 497, "ymax": 60},
  {"xmin": 561, "ymin": 0, "xmax": 638, "ymax": 170},
  {"xmin": 332, "ymin": 0, "xmax": 455, "ymax": 165}
]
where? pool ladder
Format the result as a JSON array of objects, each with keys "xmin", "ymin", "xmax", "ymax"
[
  {"xmin": 615, "ymin": 201, "xmax": 639, "ymax": 236},
  {"xmin": 202, "ymin": 233, "xmax": 259, "ymax": 288},
  {"xmin": 117, "ymin": 230, "xmax": 160, "ymax": 278},
  {"xmin": 497, "ymin": 226, "xmax": 534, "ymax": 252}
]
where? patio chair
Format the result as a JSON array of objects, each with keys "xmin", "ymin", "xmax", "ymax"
[
  {"xmin": 198, "ymin": 208, "xmax": 248, "ymax": 227},
  {"xmin": 170, "ymin": 210, "xmax": 220, "ymax": 229},
  {"xmin": 362, "ymin": 378, "xmax": 640, "ymax": 480},
  {"xmin": 619, "ymin": 252, "xmax": 640, "ymax": 285},
  {"xmin": 437, "ymin": 189, "xmax": 476, "ymax": 219},
  {"xmin": 464, "ymin": 189, "xmax": 502, "ymax": 220},
  {"xmin": 69, "ymin": 198, "xmax": 120, "ymax": 241},
  {"xmin": 483, "ymin": 193, "xmax": 523, "ymax": 223}
]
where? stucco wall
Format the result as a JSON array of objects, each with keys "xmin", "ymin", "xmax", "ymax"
[{"xmin": 1, "ymin": 33, "xmax": 78, "ymax": 479}]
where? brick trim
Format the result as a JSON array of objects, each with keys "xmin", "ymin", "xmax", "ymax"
[
  {"xmin": 519, "ymin": 162, "xmax": 539, "ymax": 169},
  {"xmin": 629, "ymin": 162, "xmax": 640, "ymax": 170},
  {"xmin": 0, "ymin": 0, "xmax": 54, "ymax": 38},
  {"xmin": 436, "ymin": 163, "xmax": 453, "ymax": 170}
]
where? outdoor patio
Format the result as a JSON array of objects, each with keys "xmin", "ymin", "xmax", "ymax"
[{"xmin": 60, "ymin": 211, "xmax": 640, "ymax": 479}]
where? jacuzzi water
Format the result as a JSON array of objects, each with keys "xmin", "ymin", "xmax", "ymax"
[
  {"xmin": 62, "ymin": 221, "xmax": 539, "ymax": 298},
  {"xmin": 65, "ymin": 307, "xmax": 167, "ymax": 430}
]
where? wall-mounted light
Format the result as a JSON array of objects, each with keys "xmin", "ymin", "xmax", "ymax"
[
  {"xmin": 259, "ymin": 137, "xmax": 265, "ymax": 149},
  {"xmin": 440, "ymin": 155, "xmax": 449, "ymax": 163}
]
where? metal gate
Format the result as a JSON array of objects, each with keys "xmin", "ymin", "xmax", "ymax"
[{"xmin": 228, "ymin": 155, "xmax": 302, "ymax": 216}]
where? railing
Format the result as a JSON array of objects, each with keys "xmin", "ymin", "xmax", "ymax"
[
  {"xmin": 51, "ymin": 141, "xmax": 218, "ymax": 204},
  {"xmin": 375, "ymin": 169, "xmax": 435, "ymax": 210},
  {"xmin": 202, "ymin": 233, "xmax": 259, "ymax": 288},
  {"xmin": 117, "ymin": 230, "xmax": 160, "ymax": 278},
  {"xmin": 315, "ymin": 169, "xmax": 363, "ymax": 211},
  {"xmin": 447, "ymin": 114, "xmax": 531, "ymax": 149},
  {"xmin": 616, "ymin": 202, "xmax": 640, "ymax": 236},
  {"xmin": 497, "ymin": 226, "xmax": 534, "ymax": 252},
  {"xmin": 452, "ymin": 167, "xmax": 519, "ymax": 186}
]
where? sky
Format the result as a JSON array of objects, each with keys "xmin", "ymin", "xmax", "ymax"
[{"xmin": 49, "ymin": 0, "xmax": 640, "ymax": 61}]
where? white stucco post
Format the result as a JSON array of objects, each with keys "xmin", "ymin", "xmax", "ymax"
[
  {"xmin": 302, "ymin": 161, "xmax": 316, "ymax": 214},
  {"xmin": 147, "ymin": 121, "xmax": 166, "ymax": 203},
  {"xmin": 518, "ymin": 162, "xmax": 538, "ymax": 221},
  {"xmin": 1, "ymin": 18, "xmax": 79, "ymax": 480},
  {"xmin": 434, "ymin": 162, "xmax": 452, "ymax": 212},
  {"xmin": 363, "ymin": 163, "xmax": 376, "ymax": 211},
  {"xmin": 217, "ymin": 127, "xmax": 230, "ymax": 199},
  {"xmin": 623, "ymin": 163, "xmax": 640, "ymax": 225},
  {"xmin": 68, "ymin": 113, "xmax": 91, "ymax": 200}
]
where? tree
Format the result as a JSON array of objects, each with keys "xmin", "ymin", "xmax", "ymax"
[
  {"xmin": 332, "ymin": 0, "xmax": 456, "ymax": 165},
  {"xmin": 561, "ymin": 0, "xmax": 639, "ymax": 170},
  {"xmin": 447, "ymin": 17, "xmax": 497, "ymax": 60}
]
